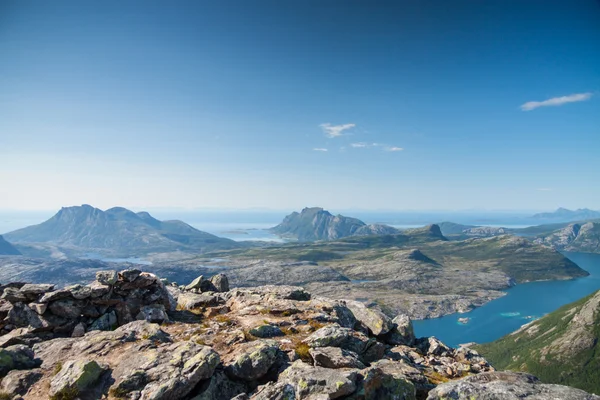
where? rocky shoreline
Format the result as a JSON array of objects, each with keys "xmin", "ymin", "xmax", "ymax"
[{"xmin": 0, "ymin": 270, "xmax": 598, "ymax": 399}]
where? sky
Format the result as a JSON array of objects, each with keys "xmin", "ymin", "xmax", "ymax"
[{"xmin": 1, "ymin": 0, "xmax": 599, "ymax": 211}]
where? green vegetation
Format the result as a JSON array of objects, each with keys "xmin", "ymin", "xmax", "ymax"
[{"xmin": 475, "ymin": 291, "xmax": 600, "ymax": 394}]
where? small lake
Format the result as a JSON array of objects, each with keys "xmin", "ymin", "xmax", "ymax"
[{"xmin": 413, "ymin": 252, "xmax": 600, "ymax": 347}]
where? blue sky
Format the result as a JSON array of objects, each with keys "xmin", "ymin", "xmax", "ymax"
[{"xmin": 1, "ymin": 0, "xmax": 599, "ymax": 211}]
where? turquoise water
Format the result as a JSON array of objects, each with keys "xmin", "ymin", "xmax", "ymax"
[{"xmin": 413, "ymin": 252, "xmax": 600, "ymax": 347}]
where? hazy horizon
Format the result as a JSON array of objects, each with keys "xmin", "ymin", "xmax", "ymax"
[{"xmin": 2, "ymin": 1, "xmax": 599, "ymax": 211}]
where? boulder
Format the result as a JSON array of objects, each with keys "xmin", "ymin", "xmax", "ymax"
[
  {"xmin": 119, "ymin": 269, "xmax": 142, "ymax": 282},
  {"xmin": 309, "ymin": 347, "xmax": 365, "ymax": 369},
  {"xmin": 186, "ymin": 275, "xmax": 205, "ymax": 291},
  {"xmin": 96, "ymin": 270, "xmax": 118, "ymax": 285},
  {"xmin": 0, "ymin": 344, "xmax": 41, "ymax": 377},
  {"xmin": 251, "ymin": 382, "xmax": 296, "ymax": 400},
  {"xmin": 191, "ymin": 370, "xmax": 247, "ymax": 400},
  {"xmin": 210, "ymin": 273, "xmax": 230, "ymax": 292},
  {"xmin": 49, "ymin": 359, "xmax": 107, "ymax": 399},
  {"xmin": 0, "ymin": 327, "xmax": 39, "ymax": 348},
  {"xmin": 225, "ymin": 340, "xmax": 282, "ymax": 381},
  {"xmin": 136, "ymin": 304, "xmax": 169, "ymax": 324},
  {"xmin": 110, "ymin": 341, "xmax": 219, "ymax": 400},
  {"xmin": 72, "ymin": 322, "xmax": 86, "ymax": 338},
  {"xmin": 1, "ymin": 287, "xmax": 28, "ymax": 303},
  {"xmin": 382, "ymin": 314, "xmax": 416, "ymax": 346},
  {"xmin": 345, "ymin": 300, "xmax": 394, "ymax": 336},
  {"xmin": 426, "ymin": 371, "xmax": 600, "ymax": 400},
  {"xmin": 0, "ymin": 368, "xmax": 43, "ymax": 396},
  {"xmin": 88, "ymin": 281, "xmax": 111, "ymax": 298},
  {"xmin": 278, "ymin": 360, "xmax": 358, "ymax": 399},
  {"xmin": 178, "ymin": 292, "xmax": 222, "ymax": 309},
  {"xmin": 249, "ymin": 325, "xmax": 284, "ymax": 338},
  {"xmin": 67, "ymin": 284, "xmax": 93, "ymax": 299},
  {"xmin": 353, "ymin": 365, "xmax": 416, "ymax": 400},
  {"xmin": 303, "ymin": 324, "xmax": 371, "ymax": 355},
  {"xmin": 28, "ymin": 302, "xmax": 47, "ymax": 315},
  {"xmin": 19, "ymin": 283, "xmax": 55, "ymax": 297},
  {"xmin": 114, "ymin": 320, "xmax": 171, "ymax": 343}
]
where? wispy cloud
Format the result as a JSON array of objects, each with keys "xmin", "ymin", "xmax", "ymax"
[
  {"xmin": 350, "ymin": 142, "xmax": 372, "ymax": 148},
  {"xmin": 320, "ymin": 123, "xmax": 355, "ymax": 138},
  {"xmin": 384, "ymin": 146, "xmax": 404, "ymax": 152},
  {"xmin": 536, "ymin": 188, "xmax": 553, "ymax": 191},
  {"xmin": 520, "ymin": 92, "xmax": 593, "ymax": 111},
  {"xmin": 350, "ymin": 142, "xmax": 404, "ymax": 152},
  {"xmin": 313, "ymin": 148, "xmax": 328, "ymax": 152}
]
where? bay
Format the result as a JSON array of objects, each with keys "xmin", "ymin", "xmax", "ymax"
[{"xmin": 413, "ymin": 252, "xmax": 600, "ymax": 347}]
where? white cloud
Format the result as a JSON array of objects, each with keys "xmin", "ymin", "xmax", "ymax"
[
  {"xmin": 385, "ymin": 147, "xmax": 404, "ymax": 152},
  {"xmin": 536, "ymin": 188, "xmax": 553, "ymax": 191},
  {"xmin": 350, "ymin": 142, "xmax": 368, "ymax": 148},
  {"xmin": 520, "ymin": 92, "xmax": 593, "ymax": 111},
  {"xmin": 320, "ymin": 123, "xmax": 355, "ymax": 138},
  {"xmin": 313, "ymin": 148, "xmax": 328, "ymax": 152}
]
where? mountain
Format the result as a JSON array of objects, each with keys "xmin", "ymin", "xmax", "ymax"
[
  {"xmin": 531, "ymin": 207, "xmax": 600, "ymax": 222},
  {"xmin": 475, "ymin": 290, "xmax": 600, "ymax": 394},
  {"xmin": 0, "ymin": 235, "xmax": 20, "ymax": 255},
  {"xmin": 4, "ymin": 205, "xmax": 240, "ymax": 256},
  {"xmin": 535, "ymin": 221, "xmax": 600, "ymax": 254},
  {"xmin": 270, "ymin": 207, "xmax": 399, "ymax": 241}
]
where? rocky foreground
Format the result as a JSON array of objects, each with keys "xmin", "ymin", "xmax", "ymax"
[{"xmin": 0, "ymin": 270, "xmax": 598, "ymax": 399}]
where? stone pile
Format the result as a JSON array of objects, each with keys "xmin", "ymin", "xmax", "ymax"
[{"xmin": 0, "ymin": 271, "xmax": 596, "ymax": 400}]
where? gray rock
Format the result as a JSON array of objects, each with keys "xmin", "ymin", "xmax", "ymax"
[
  {"xmin": 0, "ymin": 327, "xmax": 38, "ymax": 348},
  {"xmin": 96, "ymin": 270, "xmax": 118, "ymax": 285},
  {"xmin": 191, "ymin": 370, "xmax": 247, "ymax": 400},
  {"xmin": 383, "ymin": 314, "xmax": 416, "ymax": 346},
  {"xmin": 111, "ymin": 341, "xmax": 220, "ymax": 400},
  {"xmin": 210, "ymin": 273, "xmax": 230, "ymax": 292},
  {"xmin": 177, "ymin": 292, "xmax": 221, "ymax": 309},
  {"xmin": 5, "ymin": 302, "xmax": 52, "ymax": 330},
  {"xmin": 225, "ymin": 340, "xmax": 282, "ymax": 381},
  {"xmin": 28, "ymin": 302, "xmax": 47, "ymax": 315},
  {"xmin": 427, "ymin": 371, "xmax": 600, "ymax": 400},
  {"xmin": 114, "ymin": 320, "xmax": 171, "ymax": 343},
  {"xmin": 72, "ymin": 322, "xmax": 86, "ymax": 337},
  {"xmin": 185, "ymin": 275, "xmax": 205, "ymax": 291},
  {"xmin": 119, "ymin": 268, "xmax": 142, "ymax": 282},
  {"xmin": 136, "ymin": 304, "xmax": 169, "ymax": 324},
  {"xmin": 278, "ymin": 360, "xmax": 358, "ymax": 399},
  {"xmin": 48, "ymin": 298, "xmax": 84, "ymax": 319},
  {"xmin": 49, "ymin": 359, "xmax": 107, "ymax": 398},
  {"xmin": 424, "ymin": 337, "xmax": 451, "ymax": 356},
  {"xmin": 303, "ymin": 324, "xmax": 370, "ymax": 355},
  {"xmin": 66, "ymin": 284, "xmax": 93, "ymax": 299},
  {"xmin": 1, "ymin": 287, "xmax": 28, "ymax": 303},
  {"xmin": 251, "ymin": 382, "xmax": 296, "ymax": 400},
  {"xmin": 0, "ymin": 368, "xmax": 43, "ymax": 396},
  {"xmin": 39, "ymin": 289, "xmax": 72, "ymax": 303},
  {"xmin": 19, "ymin": 283, "xmax": 54, "ymax": 297},
  {"xmin": 345, "ymin": 300, "xmax": 394, "ymax": 336},
  {"xmin": 352, "ymin": 365, "xmax": 416, "ymax": 400},
  {"xmin": 88, "ymin": 310, "xmax": 118, "ymax": 331},
  {"xmin": 309, "ymin": 347, "xmax": 365, "ymax": 369},
  {"xmin": 0, "ymin": 344, "xmax": 41, "ymax": 377},
  {"xmin": 88, "ymin": 281, "xmax": 111, "ymax": 298},
  {"xmin": 249, "ymin": 325, "xmax": 284, "ymax": 338}
]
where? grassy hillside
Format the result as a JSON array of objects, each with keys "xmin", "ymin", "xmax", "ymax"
[{"xmin": 475, "ymin": 290, "xmax": 600, "ymax": 394}]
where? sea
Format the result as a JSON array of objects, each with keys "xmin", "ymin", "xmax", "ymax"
[{"xmin": 2, "ymin": 209, "xmax": 597, "ymax": 347}]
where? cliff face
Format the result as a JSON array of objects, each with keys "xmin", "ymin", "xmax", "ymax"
[
  {"xmin": 476, "ymin": 289, "xmax": 600, "ymax": 394},
  {"xmin": 0, "ymin": 270, "xmax": 598, "ymax": 399},
  {"xmin": 536, "ymin": 221, "xmax": 600, "ymax": 254}
]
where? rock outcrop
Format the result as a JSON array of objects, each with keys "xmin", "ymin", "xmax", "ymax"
[{"xmin": 0, "ymin": 271, "xmax": 596, "ymax": 399}]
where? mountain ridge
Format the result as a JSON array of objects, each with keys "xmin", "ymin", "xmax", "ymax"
[
  {"xmin": 4, "ymin": 205, "xmax": 240, "ymax": 256},
  {"xmin": 0, "ymin": 235, "xmax": 21, "ymax": 255}
]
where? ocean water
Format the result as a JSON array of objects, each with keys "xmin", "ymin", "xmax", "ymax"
[{"xmin": 413, "ymin": 252, "xmax": 600, "ymax": 347}]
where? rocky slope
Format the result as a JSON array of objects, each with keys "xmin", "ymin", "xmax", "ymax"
[
  {"xmin": 475, "ymin": 289, "xmax": 600, "ymax": 395},
  {"xmin": 535, "ymin": 221, "xmax": 600, "ymax": 254},
  {"xmin": 0, "ymin": 270, "xmax": 596, "ymax": 399},
  {"xmin": 0, "ymin": 236, "xmax": 20, "ymax": 256},
  {"xmin": 270, "ymin": 207, "xmax": 399, "ymax": 241},
  {"xmin": 438, "ymin": 222, "xmax": 508, "ymax": 240},
  {"xmin": 4, "ymin": 205, "xmax": 240, "ymax": 257}
]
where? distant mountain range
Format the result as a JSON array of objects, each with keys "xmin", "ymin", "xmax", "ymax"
[
  {"xmin": 4, "ymin": 205, "xmax": 240, "ymax": 257},
  {"xmin": 476, "ymin": 289, "xmax": 600, "ymax": 394},
  {"xmin": 0, "ymin": 235, "xmax": 21, "ymax": 255},
  {"xmin": 534, "ymin": 221, "xmax": 600, "ymax": 254},
  {"xmin": 270, "ymin": 207, "xmax": 399, "ymax": 241},
  {"xmin": 531, "ymin": 207, "xmax": 600, "ymax": 222}
]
